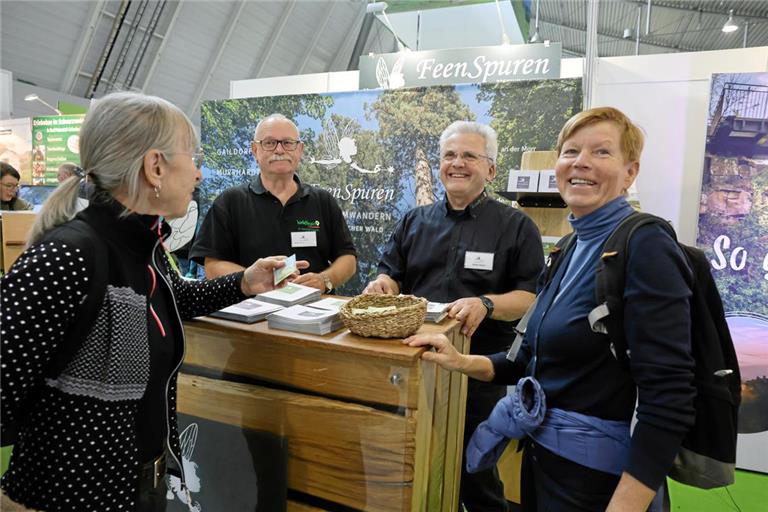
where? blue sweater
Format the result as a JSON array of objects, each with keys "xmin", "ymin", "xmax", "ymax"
[{"xmin": 490, "ymin": 197, "xmax": 696, "ymax": 490}]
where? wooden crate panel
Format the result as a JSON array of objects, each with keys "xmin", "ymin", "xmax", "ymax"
[
  {"xmin": 184, "ymin": 321, "xmax": 421, "ymax": 409},
  {"xmin": 287, "ymin": 500, "xmax": 328, "ymax": 512},
  {"xmin": 178, "ymin": 374, "xmax": 415, "ymax": 512},
  {"xmin": 521, "ymin": 150, "xmax": 558, "ymax": 171}
]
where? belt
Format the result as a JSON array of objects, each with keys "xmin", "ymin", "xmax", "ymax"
[{"xmin": 138, "ymin": 451, "xmax": 167, "ymax": 490}]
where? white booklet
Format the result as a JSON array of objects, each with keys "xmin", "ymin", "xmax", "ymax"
[
  {"xmin": 210, "ymin": 299, "xmax": 284, "ymax": 324},
  {"xmin": 256, "ymin": 282, "xmax": 321, "ymax": 307},
  {"xmin": 267, "ymin": 305, "xmax": 338, "ymax": 324},
  {"xmin": 426, "ymin": 302, "xmax": 450, "ymax": 323},
  {"xmin": 267, "ymin": 304, "xmax": 344, "ymax": 335},
  {"xmin": 306, "ymin": 297, "xmax": 350, "ymax": 313}
]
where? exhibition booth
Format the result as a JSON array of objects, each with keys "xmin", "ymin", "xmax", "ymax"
[{"xmin": 1, "ymin": 42, "xmax": 766, "ymax": 512}]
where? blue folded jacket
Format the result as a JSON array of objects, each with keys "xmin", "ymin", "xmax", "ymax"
[{"xmin": 465, "ymin": 376, "xmax": 546, "ymax": 473}]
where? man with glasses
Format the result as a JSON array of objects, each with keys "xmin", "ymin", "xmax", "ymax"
[
  {"xmin": 191, "ymin": 113, "xmax": 356, "ymax": 292},
  {"xmin": 364, "ymin": 121, "xmax": 543, "ymax": 512}
]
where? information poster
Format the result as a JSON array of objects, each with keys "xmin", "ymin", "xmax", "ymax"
[
  {"xmin": 697, "ymin": 72, "xmax": 768, "ymax": 473},
  {"xmin": 200, "ymin": 79, "xmax": 582, "ymax": 293},
  {"xmin": 0, "ymin": 117, "xmax": 32, "ymax": 183},
  {"xmin": 31, "ymin": 114, "xmax": 84, "ymax": 185}
]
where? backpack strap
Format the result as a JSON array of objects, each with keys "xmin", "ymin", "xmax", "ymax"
[
  {"xmin": 43, "ymin": 220, "xmax": 109, "ymax": 378},
  {"xmin": 591, "ymin": 212, "xmax": 676, "ymax": 367},
  {"xmin": 507, "ymin": 232, "xmax": 576, "ymax": 362},
  {"xmin": 542, "ymin": 232, "xmax": 577, "ymax": 285}
]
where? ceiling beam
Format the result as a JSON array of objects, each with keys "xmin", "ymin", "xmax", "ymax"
[
  {"xmin": 295, "ymin": 0, "xmax": 336, "ymax": 75},
  {"xmin": 622, "ymin": 0, "xmax": 768, "ymax": 22},
  {"xmin": 673, "ymin": 10, "xmax": 695, "ymax": 50},
  {"xmin": 334, "ymin": 6, "xmax": 369, "ymax": 71},
  {"xmin": 248, "ymin": 1, "xmax": 296, "ymax": 79},
  {"xmin": 539, "ymin": 17, "xmax": 701, "ymax": 53},
  {"xmin": 187, "ymin": 0, "xmax": 246, "ymax": 118},
  {"xmin": 140, "ymin": 0, "xmax": 184, "ymax": 93},
  {"xmin": 60, "ymin": 0, "xmax": 106, "ymax": 94}
]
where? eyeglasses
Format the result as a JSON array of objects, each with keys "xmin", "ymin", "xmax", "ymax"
[
  {"xmin": 1, "ymin": 182, "xmax": 20, "ymax": 191},
  {"xmin": 165, "ymin": 150, "xmax": 205, "ymax": 168},
  {"xmin": 255, "ymin": 138, "xmax": 301, "ymax": 151},
  {"xmin": 441, "ymin": 150, "xmax": 494, "ymax": 164}
]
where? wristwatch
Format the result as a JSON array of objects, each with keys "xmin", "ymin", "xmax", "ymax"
[
  {"xmin": 322, "ymin": 274, "xmax": 334, "ymax": 293},
  {"xmin": 479, "ymin": 295, "xmax": 494, "ymax": 319}
]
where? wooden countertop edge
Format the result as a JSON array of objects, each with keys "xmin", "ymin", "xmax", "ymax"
[{"xmin": 184, "ymin": 315, "xmax": 460, "ymax": 363}]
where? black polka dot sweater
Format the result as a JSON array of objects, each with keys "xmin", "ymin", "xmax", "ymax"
[{"xmin": 1, "ymin": 199, "xmax": 247, "ymax": 511}]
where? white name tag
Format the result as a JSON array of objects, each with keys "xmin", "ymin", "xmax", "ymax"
[
  {"xmin": 291, "ymin": 231, "xmax": 317, "ymax": 248},
  {"xmin": 464, "ymin": 251, "xmax": 494, "ymax": 271}
]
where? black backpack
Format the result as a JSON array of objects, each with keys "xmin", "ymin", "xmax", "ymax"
[{"xmin": 546, "ymin": 211, "xmax": 741, "ymax": 489}]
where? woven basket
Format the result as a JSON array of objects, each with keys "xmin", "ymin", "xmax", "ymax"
[{"xmin": 340, "ymin": 294, "xmax": 427, "ymax": 339}]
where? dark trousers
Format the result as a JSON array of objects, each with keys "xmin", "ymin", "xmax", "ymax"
[
  {"xmin": 135, "ymin": 455, "xmax": 168, "ymax": 512},
  {"xmin": 460, "ymin": 379, "xmax": 510, "ymax": 512},
  {"xmin": 135, "ymin": 482, "xmax": 167, "ymax": 512},
  {"xmin": 521, "ymin": 441, "xmax": 620, "ymax": 512}
]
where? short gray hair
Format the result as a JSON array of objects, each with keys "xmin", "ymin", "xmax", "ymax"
[
  {"xmin": 439, "ymin": 121, "xmax": 498, "ymax": 163},
  {"xmin": 253, "ymin": 113, "xmax": 299, "ymax": 140},
  {"xmin": 29, "ymin": 91, "xmax": 197, "ymax": 245}
]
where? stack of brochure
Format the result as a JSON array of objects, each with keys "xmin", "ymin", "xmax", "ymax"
[
  {"xmin": 305, "ymin": 297, "xmax": 350, "ymax": 313},
  {"xmin": 426, "ymin": 302, "xmax": 450, "ymax": 323},
  {"xmin": 267, "ymin": 305, "xmax": 344, "ymax": 335},
  {"xmin": 256, "ymin": 282, "xmax": 321, "ymax": 307},
  {"xmin": 210, "ymin": 299, "xmax": 284, "ymax": 324}
]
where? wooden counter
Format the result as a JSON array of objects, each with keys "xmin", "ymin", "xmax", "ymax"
[{"xmin": 180, "ymin": 313, "xmax": 469, "ymax": 512}]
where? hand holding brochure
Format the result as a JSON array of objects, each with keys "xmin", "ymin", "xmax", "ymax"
[{"xmin": 273, "ymin": 254, "xmax": 298, "ymax": 285}]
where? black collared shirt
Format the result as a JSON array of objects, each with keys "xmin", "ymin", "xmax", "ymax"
[
  {"xmin": 378, "ymin": 192, "xmax": 544, "ymax": 354},
  {"xmin": 190, "ymin": 174, "xmax": 356, "ymax": 273}
]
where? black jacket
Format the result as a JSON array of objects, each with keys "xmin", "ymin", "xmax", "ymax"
[{"xmin": 1, "ymin": 199, "xmax": 246, "ymax": 511}]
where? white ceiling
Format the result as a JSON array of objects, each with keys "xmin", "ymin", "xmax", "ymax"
[{"xmin": 1, "ymin": 0, "xmax": 766, "ymax": 121}]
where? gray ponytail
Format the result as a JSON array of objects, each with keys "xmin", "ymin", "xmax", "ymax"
[{"xmin": 27, "ymin": 91, "xmax": 197, "ymax": 246}]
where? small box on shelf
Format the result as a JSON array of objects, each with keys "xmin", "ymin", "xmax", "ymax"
[
  {"xmin": 537, "ymin": 170, "xmax": 559, "ymax": 193},
  {"xmin": 506, "ymin": 170, "xmax": 540, "ymax": 193}
]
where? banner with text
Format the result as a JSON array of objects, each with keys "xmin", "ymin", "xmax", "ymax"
[
  {"xmin": 697, "ymin": 72, "xmax": 768, "ymax": 473},
  {"xmin": 31, "ymin": 114, "xmax": 84, "ymax": 185},
  {"xmin": 199, "ymin": 79, "xmax": 582, "ymax": 294},
  {"xmin": 359, "ymin": 43, "xmax": 561, "ymax": 90}
]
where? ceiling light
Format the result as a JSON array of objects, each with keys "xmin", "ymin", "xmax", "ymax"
[
  {"xmin": 529, "ymin": 30, "xmax": 540, "ymax": 43},
  {"xmin": 722, "ymin": 10, "xmax": 738, "ymax": 33},
  {"xmin": 24, "ymin": 93, "xmax": 62, "ymax": 115}
]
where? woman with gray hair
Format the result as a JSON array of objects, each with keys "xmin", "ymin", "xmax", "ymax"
[{"xmin": 0, "ymin": 91, "xmax": 306, "ymax": 511}]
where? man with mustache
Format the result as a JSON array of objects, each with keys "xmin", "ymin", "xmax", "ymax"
[{"xmin": 191, "ymin": 114, "xmax": 357, "ymax": 291}]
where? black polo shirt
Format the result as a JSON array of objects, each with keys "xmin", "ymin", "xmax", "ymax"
[
  {"xmin": 190, "ymin": 175, "xmax": 356, "ymax": 274},
  {"xmin": 378, "ymin": 191, "xmax": 543, "ymax": 355}
]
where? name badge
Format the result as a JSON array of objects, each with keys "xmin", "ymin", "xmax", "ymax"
[
  {"xmin": 464, "ymin": 251, "xmax": 494, "ymax": 271},
  {"xmin": 291, "ymin": 231, "xmax": 317, "ymax": 248}
]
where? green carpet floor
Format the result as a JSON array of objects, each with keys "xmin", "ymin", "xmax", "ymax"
[{"xmin": 668, "ymin": 470, "xmax": 768, "ymax": 511}]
